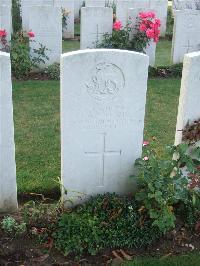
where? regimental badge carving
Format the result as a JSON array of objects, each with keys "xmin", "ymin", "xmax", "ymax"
[{"xmin": 86, "ymin": 62, "xmax": 125, "ymax": 101}]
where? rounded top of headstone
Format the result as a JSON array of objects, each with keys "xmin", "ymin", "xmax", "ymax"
[{"xmin": 61, "ymin": 49, "xmax": 149, "ymax": 61}]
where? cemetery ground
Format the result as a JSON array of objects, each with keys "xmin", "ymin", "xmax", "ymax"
[
  {"xmin": 1, "ymin": 13, "xmax": 200, "ymax": 264},
  {"xmin": 14, "ymin": 78, "xmax": 180, "ymax": 196}
]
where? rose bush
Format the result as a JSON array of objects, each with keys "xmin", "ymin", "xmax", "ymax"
[{"xmin": 97, "ymin": 11, "xmax": 161, "ymax": 53}]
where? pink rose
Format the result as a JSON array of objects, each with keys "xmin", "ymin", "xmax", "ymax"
[
  {"xmin": 0, "ymin": 29, "xmax": 7, "ymax": 37},
  {"xmin": 139, "ymin": 23, "xmax": 147, "ymax": 32},
  {"xmin": 143, "ymin": 156, "xmax": 149, "ymax": 161},
  {"xmin": 28, "ymin": 31, "xmax": 35, "ymax": 38},
  {"xmin": 113, "ymin": 20, "xmax": 122, "ymax": 31},
  {"xmin": 143, "ymin": 141, "xmax": 149, "ymax": 147},
  {"xmin": 146, "ymin": 28, "xmax": 155, "ymax": 38}
]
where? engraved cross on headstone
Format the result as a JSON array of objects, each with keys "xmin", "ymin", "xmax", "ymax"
[
  {"xmin": 182, "ymin": 40, "xmax": 194, "ymax": 53},
  {"xmin": 92, "ymin": 24, "xmax": 104, "ymax": 45},
  {"xmin": 85, "ymin": 133, "xmax": 121, "ymax": 187}
]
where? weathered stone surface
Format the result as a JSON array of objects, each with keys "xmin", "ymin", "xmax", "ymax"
[
  {"xmin": 80, "ymin": 7, "xmax": 113, "ymax": 49},
  {"xmin": 175, "ymin": 51, "xmax": 200, "ymax": 144},
  {"xmin": 85, "ymin": 0, "xmax": 106, "ymax": 7},
  {"xmin": 0, "ymin": 52, "xmax": 18, "ymax": 213},
  {"xmin": 29, "ymin": 6, "xmax": 62, "ymax": 66},
  {"xmin": 172, "ymin": 10, "xmax": 200, "ymax": 64},
  {"xmin": 61, "ymin": 49, "xmax": 149, "ymax": 206}
]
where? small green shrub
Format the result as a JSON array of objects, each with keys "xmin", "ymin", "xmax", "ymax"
[
  {"xmin": 135, "ymin": 144, "xmax": 200, "ymax": 234},
  {"xmin": 53, "ymin": 194, "xmax": 160, "ymax": 256},
  {"xmin": 45, "ymin": 63, "xmax": 60, "ymax": 80},
  {"xmin": 1, "ymin": 216, "xmax": 26, "ymax": 236},
  {"xmin": 149, "ymin": 64, "xmax": 183, "ymax": 78},
  {"xmin": 10, "ymin": 31, "xmax": 49, "ymax": 79},
  {"xmin": 22, "ymin": 201, "xmax": 62, "ymax": 228}
]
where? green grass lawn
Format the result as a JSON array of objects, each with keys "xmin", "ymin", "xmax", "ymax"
[
  {"xmin": 13, "ymin": 78, "xmax": 181, "ymax": 196},
  {"xmin": 156, "ymin": 39, "xmax": 172, "ymax": 66},
  {"xmin": 62, "ymin": 38, "xmax": 172, "ymax": 65},
  {"xmin": 124, "ymin": 253, "xmax": 200, "ymax": 266},
  {"xmin": 63, "ymin": 39, "xmax": 80, "ymax": 53}
]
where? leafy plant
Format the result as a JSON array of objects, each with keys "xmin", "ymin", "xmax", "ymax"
[
  {"xmin": 135, "ymin": 143, "xmax": 200, "ymax": 233},
  {"xmin": 10, "ymin": 31, "xmax": 49, "ymax": 78},
  {"xmin": 12, "ymin": 0, "xmax": 22, "ymax": 33},
  {"xmin": 53, "ymin": 194, "xmax": 160, "ymax": 256},
  {"xmin": 0, "ymin": 29, "xmax": 9, "ymax": 52},
  {"xmin": 45, "ymin": 63, "xmax": 60, "ymax": 80},
  {"xmin": 1, "ymin": 216, "xmax": 26, "ymax": 236},
  {"xmin": 97, "ymin": 11, "xmax": 161, "ymax": 53}
]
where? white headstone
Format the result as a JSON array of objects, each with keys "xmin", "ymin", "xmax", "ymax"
[
  {"xmin": 0, "ymin": 5, "xmax": 11, "ymax": 44},
  {"xmin": 172, "ymin": 10, "xmax": 200, "ymax": 64},
  {"xmin": 149, "ymin": 0, "xmax": 168, "ymax": 36},
  {"xmin": 61, "ymin": 49, "xmax": 149, "ymax": 206},
  {"xmin": 21, "ymin": 0, "xmax": 54, "ymax": 32},
  {"xmin": 74, "ymin": 0, "xmax": 80, "ymax": 19},
  {"xmin": 0, "ymin": 52, "xmax": 18, "ymax": 213},
  {"xmin": 54, "ymin": 0, "xmax": 75, "ymax": 39},
  {"xmin": 85, "ymin": 0, "xmax": 106, "ymax": 7},
  {"xmin": 29, "ymin": 6, "xmax": 62, "ymax": 67},
  {"xmin": 128, "ymin": 8, "xmax": 156, "ymax": 66},
  {"xmin": 80, "ymin": 7, "xmax": 113, "ymax": 49},
  {"xmin": 116, "ymin": 0, "xmax": 134, "ymax": 27},
  {"xmin": 175, "ymin": 51, "xmax": 200, "ymax": 145},
  {"xmin": 116, "ymin": 0, "xmax": 167, "ymax": 35},
  {"xmin": 172, "ymin": 0, "xmax": 200, "ymax": 10},
  {"xmin": 0, "ymin": 0, "xmax": 12, "ymax": 39}
]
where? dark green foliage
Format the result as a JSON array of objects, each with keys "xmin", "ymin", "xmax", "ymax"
[
  {"xmin": 135, "ymin": 144, "xmax": 200, "ymax": 233},
  {"xmin": 53, "ymin": 194, "xmax": 160, "ymax": 256},
  {"xmin": 12, "ymin": 0, "xmax": 22, "ymax": 33},
  {"xmin": 149, "ymin": 64, "xmax": 183, "ymax": 78},
  {"xmin": 96, "ymin": 29, "xmax": 131, "ymax": 50},
  {"xmin": 166, "ymin": 6, "xmax": 174, "ymax": 40},
  {"xmin": 97, "ymin": 26, "xmax": 149, "ymax": 53},
  {"xmin": 176, "ymin": 201, "xmax": 200, "ymax": 227},
  {"xmin": 45, "ymin": 63, "xmax": 60, "ymax": 80},
  {"xmin": 10, "ymin": 32, "xmax": 49, "ymax": 78}
]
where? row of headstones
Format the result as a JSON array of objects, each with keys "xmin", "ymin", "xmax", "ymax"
[
  {"xmin": 0, "ymin": 0, "xmax": 168, "ymax": 66},
  {"xmin": 0, "ymin": 47, "xmax": 199, "ymax": 212},
  {"xmin": 2, "ymin": 0, "xmax": 200, "ymax": 65}
]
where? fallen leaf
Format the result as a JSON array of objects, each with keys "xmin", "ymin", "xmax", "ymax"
[{"xmin": 119, "ymin": 249, "xmax": 133, "ymax": 261}]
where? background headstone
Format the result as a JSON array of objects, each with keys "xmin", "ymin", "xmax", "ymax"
[
  {"xmin": 175, "ymin": 51, "xmax": 200, "ymax": 145},
  {"xmin": 80, "ymin": 7, "xmax": 113, "ymax": 49},
  {"xmin": 128, "ymin": 8, "xmax": 156, "ymax": 66},
  {"xmin": 0, "ymin": 5, "xmax": 11, "ymax": 44},
  {"xmin": 149, "ymin": 0, "xmax": 168, "ymax": 36},
  {"xmin": 116, "ymin": 0, "xmax": 167, "ymax": 36},
  {"xmin": 0, "ymin": 52, "xmax": 18, "ymax": 213},
  {"xmin": 172, "ymin": 10, "xmax": 200, "ymax": 64},
  {"xmin": 85, "ymin": 0, "xmax": 106, "ymax": 7},
  {"xmin": 61, "ymin": 49, "xmax": 149, "ymax": 206},
  {"xmin": 173, "ymin": 0, "xmax": 200, "ymax": 10},
  {"xmin": 29, "ymin": 6, "xmax": 62, "ymax": 66},
  {"xmin": 54, "ymin": 0, "xmax": 75, "ymax": 39},
  {"xmin": 0, "ymin": 0, "xmax": 12, "ymax": 37},
  {"xmin": 21, "ymin": 0, "xmax": 54, "ymax": 32}
]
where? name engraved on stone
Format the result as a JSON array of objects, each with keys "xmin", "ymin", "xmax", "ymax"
[
  {"xmin": 85, "ymin": 133, "xmax": 121, "ymax": 187},
  {"xmin": 86, "ymin": 62, "xmax": 125, "ymax": 101}
]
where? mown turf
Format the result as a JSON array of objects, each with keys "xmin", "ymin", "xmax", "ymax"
[
  {"xmin": 124, "ymin": 252, "xmax": 200, "ymax": 266},
  {"xmin": 13, "ymin": 78, "xmax": 181, "ymax": 195},
  {"xmin": 156, "ymin": 39, "xmax": 172, "ymax": 66}
]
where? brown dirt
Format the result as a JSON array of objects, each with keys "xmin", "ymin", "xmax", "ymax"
[{"xmin": 0, "ymin": 210, "xmax": 200, "ymax": 266}]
